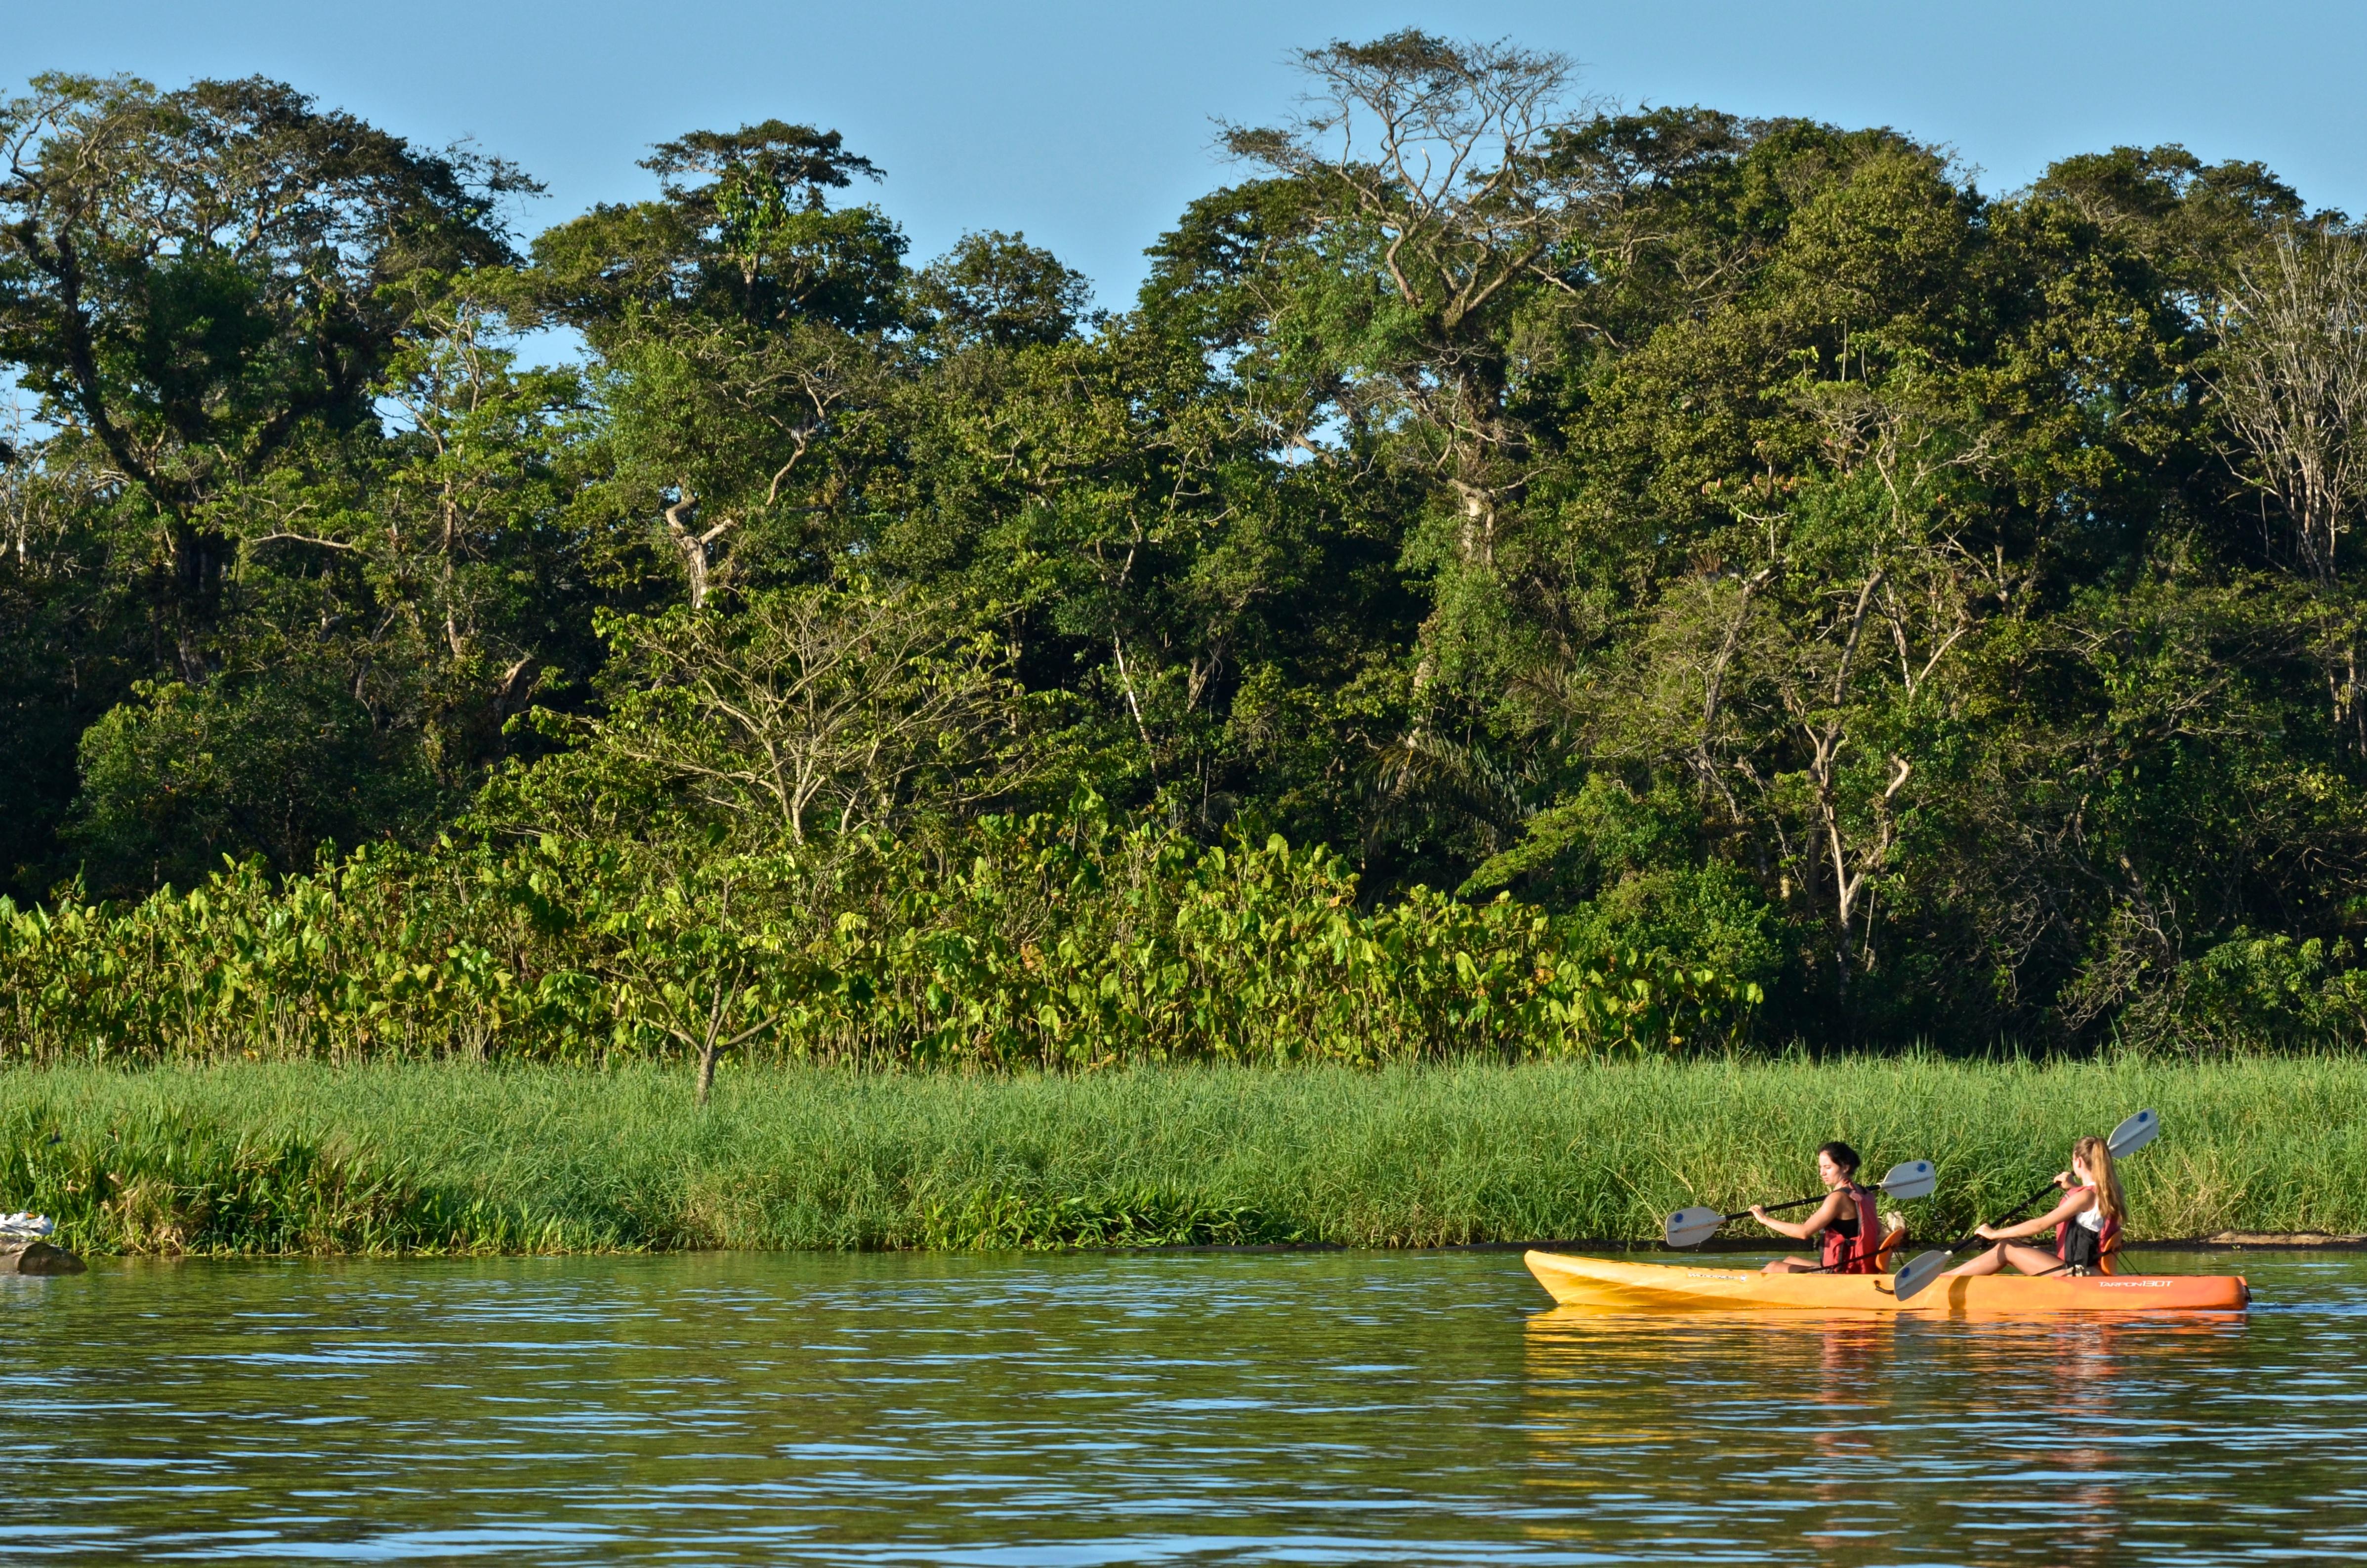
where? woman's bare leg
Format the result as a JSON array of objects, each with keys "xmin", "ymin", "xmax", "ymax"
[
  {"xmin": 1762, "ymin": 1256, "xmax": 1819, "ymax": 1274},
  {"xmin": 1944, "ymin": 1242, "xmax": 2067, "ymax": 1279},
  {"xmin": 1997, "ymin": 1242, "xmax": 2063, "ymax": 1275},
  {"xmin": 1942, "ymin": 1244, "xmax": 2008, "ymax": 1279}
]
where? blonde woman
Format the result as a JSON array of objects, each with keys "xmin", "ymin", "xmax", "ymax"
[{"xmin": 1945, "ymin": 1135, "xmax": 2126, "ymax": 1279}]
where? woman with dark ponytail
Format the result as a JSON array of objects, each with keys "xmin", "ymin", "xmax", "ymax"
[
  {"xmin": 1944, "ymin": 1135, "xmax": 2127, "ymax": 1279},
  {"xmin": 1751, "ymin": 1141, "xmax": 1884, "ymax": 1275}
]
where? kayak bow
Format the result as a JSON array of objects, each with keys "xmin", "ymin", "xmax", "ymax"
[{"xmin": 1524, "ymin": 1250, "xmax": 2248, "ymax": 1315}]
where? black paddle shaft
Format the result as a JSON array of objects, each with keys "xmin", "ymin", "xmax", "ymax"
[
  {"xmin": 1724, "ymin": 1193, "xmax": 1827, "ymax": 1223},
  {"xmin": 1931, "ymin": 1178, "xmax": 2063, "ymax": 1261}
]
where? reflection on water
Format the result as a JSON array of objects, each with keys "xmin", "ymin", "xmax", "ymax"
[
  {"xmin": 1523, "ymin": 1302, "xmax": 2292, "ymax": 1565},
  {"xmin": 0, "ymin": 1249, "xmax": 2361, "ymax": 1563}
]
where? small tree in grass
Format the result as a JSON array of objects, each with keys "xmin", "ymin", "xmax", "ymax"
[{"xmin": 594, "ymin": 859, "xmax": 792, "ymax": 1105}]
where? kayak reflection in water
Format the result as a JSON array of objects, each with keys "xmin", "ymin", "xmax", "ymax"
[
  {"xmin": 1943, "ymin": 1135, "xmax": 2126, "ymax": 1280},
  {"xmin": 1750, "ymin": 1142, "xmax": 1884, "ymax": 1275}
]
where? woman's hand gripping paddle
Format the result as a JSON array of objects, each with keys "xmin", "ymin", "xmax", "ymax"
[
  {"xmin": 1662, "ymin": 1160, "xmax": 1938, "ymax": 1249},
  {"xmin": 1891, "ymin": 1109, "xmax": 2159, "ymax": 1303}
]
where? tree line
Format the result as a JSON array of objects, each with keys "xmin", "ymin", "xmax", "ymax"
[{"xmin": 8, "ymin": 34, "xmax": 2367, "ymax": 1058}]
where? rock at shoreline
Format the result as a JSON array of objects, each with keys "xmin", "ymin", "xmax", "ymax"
[{"xmin": 0, "ymin": 1241, "xmax": 84, "ymax": 1275}]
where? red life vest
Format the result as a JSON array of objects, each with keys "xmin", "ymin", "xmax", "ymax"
[
  {"xmin": 2056, "ymin": 1184, "xmax": 2122, "ymax": 1274},
  {"xmin": 1819, "ymin": 1183, "xmax": 1883, "ymax": 1274}
]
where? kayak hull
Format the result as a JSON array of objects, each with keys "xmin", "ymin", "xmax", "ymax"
[{"xmin": 1524, "ymin": 1250, "xmax": 2248, "ymax": 1315}]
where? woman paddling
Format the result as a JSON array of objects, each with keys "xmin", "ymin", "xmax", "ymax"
[
  {"xmin": 1750, "ymin": 1142, "xmax": 1883, "ymax": 1275},
  {"xmin": 1943, "ymin": 1135, "xmax": 2125, "ymax": 1279}
]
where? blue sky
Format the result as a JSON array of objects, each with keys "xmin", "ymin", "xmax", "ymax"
[{"xmin": 8, "ymin": 0, "xmax": 2366, "ymax": 308}]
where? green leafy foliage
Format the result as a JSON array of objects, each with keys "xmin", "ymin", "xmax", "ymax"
[
  {"xmin": 7, "ymin": 44, "xmax": 2367, "ymax": 1052},
  {"xmin": 0, "ymin": 798, "xmax": 1760, "ymax": 1074},
  {"xmin": 67, "ymin": 673, "xmax": 442, "ymax": 893}
]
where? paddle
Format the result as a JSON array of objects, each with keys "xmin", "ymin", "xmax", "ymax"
[
  {"xmin": 1891, "ymin": 1109, "xmax": 2159, "ymax": 1303},
  {"xmin": 1663, "ymin": 1159, "xmax": 1937, "ymax": 1249}
]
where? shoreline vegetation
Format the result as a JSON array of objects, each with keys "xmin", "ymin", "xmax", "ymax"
[
  {"xmin": 0, "ymin": 824, "xmax": 1759, "ymax": 1077},
  {"xmin": 15, "ymin": 44, "xmax": 2367, "ymax": 1277},
  {"xmin": 13, "ymin": 42, "xmax": 2367, "ymax": 1071},
  {"xmin": 5, "ymin": 1059, "xmax": 2361, "ymax": 1258}
]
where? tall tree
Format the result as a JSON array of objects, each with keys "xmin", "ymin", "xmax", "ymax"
[
  {"xmin": 1219, "ymin": 31, "xmax": 1598, "ymax": 557},
  {"xmin": 532, "ymin": 120, "xmax": 907, "ymax": 607},
  {"xmin": 0, "ymin": 73, "xmax": 532, "ymax": 679}
]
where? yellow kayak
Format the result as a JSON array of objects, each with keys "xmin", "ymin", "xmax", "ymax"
[{"xmin": 1525, "ymin": 1250, "xmax": 2249, "ymax": 1316}]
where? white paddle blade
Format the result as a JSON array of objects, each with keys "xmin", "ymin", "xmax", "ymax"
[
  {"xmin": 1891, "ymin": 1249, "xmax": 1953, "ymax": 1302},
  {"xmin": 2108, "ymin": 1109, "xmax": 2159, "ymax": 1159},
  {"xmin": 1663, "ymin": 1207, "xmax": 1725, "ymax": 1248},
  {"xmin": 1876, "ymin": 1160, "xmax": 1937, "ymax": 1201}
]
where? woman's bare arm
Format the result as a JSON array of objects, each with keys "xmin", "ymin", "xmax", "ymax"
[
  {"xmin": 1752, "ymin": 1189, "xmax": 1849, "ymax": 1242},
  {"xmin": 1978, "ymin": 1183, "xmax": 2092, "ymax": 1242}
]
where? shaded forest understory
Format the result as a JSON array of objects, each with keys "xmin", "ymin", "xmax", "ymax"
[
  {"xmin": 12, "ymin": 35, "xmax": 2367, "ymax": 1058},
  {"xmin": 5, "ymin": 1060, "xmax": 2360, "ymax": 1255}
]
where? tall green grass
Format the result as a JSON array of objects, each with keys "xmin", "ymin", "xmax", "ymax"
[{"xmin": 2, "ymin": 1058, "xmax": 2360, "ymax": 1256}]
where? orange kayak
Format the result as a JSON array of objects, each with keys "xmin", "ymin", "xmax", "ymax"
[{"xmin": 1525, "ymin": 1250, "xmax": 2249, "ymax": 1316}]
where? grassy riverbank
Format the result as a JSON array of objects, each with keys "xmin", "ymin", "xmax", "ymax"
[{"xmin": 2, "ymin": 1058, "xmax": 2361, "ymax": 1256}]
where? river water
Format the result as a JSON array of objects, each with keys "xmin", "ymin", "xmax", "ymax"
[{"xmin": 1, "ymin": 1248, "xmax": 2359, "ymax": 1565}]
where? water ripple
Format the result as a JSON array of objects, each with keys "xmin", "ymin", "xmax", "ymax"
[{"xmin": 0, "ymin": 1250, "xmax": 2357, "ymax": 1564}]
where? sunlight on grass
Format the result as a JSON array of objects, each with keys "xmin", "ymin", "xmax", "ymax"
[{"xmin": 0, "ymin": 1058, "xmax": 2355, "ymax": 1255}]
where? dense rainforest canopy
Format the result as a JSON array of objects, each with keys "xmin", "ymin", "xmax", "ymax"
[{"xmin": 9, "ymin": 36, "xmax": 2367, "ymax": 1059}]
